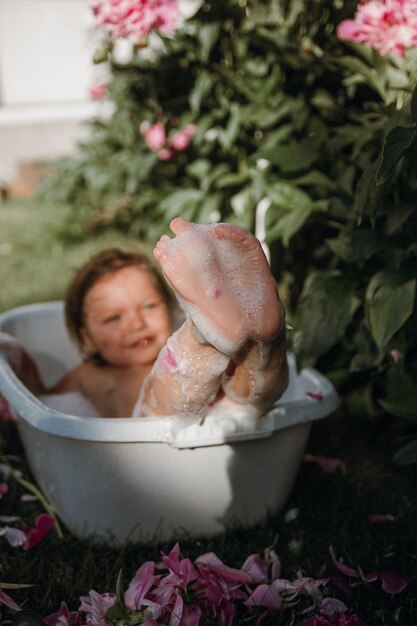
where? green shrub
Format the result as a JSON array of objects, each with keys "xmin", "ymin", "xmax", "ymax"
[{"xmin": 39, "ymin": 0, "xmax": 417, "ymax": 461}]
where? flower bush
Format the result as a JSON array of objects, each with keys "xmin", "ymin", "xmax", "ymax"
[{"xmin": 39, "ymin": 0, "xmax": 417, "ymax": 462}]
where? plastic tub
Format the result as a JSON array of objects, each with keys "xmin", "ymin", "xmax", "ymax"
[{"xmin": 0, "ymin": 301, "xmax": 339, "ymax": 544}]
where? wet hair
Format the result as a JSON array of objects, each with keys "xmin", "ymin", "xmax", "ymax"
[{"xmin": 65, "ymin": 248, "xmax": 174, "ymax": 359}]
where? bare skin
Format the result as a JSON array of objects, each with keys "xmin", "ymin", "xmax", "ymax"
[
  {"xmin": 136, "ymin": 218, "xmax": 288, "ymax": 419},
  {"xmin": 2, "ymin": 218, "xmax": 288, "ymax": 419},
  {"xmin": 153, "ymin": 217, "xmax": 282, "ymax": 354},
  {"xmin": 50, "ymin": 361, "xmax": 152, "ymax": 418}
]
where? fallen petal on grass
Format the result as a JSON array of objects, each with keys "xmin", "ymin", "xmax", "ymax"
[{"xmin": 304, "ymin": 455, "xmax": 347, "ymax": 474}]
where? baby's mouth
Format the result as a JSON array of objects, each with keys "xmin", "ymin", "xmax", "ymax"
[{"xmin": 130, "ymin": 337, "xmax": 154, "ymax": 349}]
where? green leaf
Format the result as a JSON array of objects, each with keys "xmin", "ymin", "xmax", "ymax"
[
  {"xmin": 267, "ymin": 182, "xmax": 313, "ymax": 211},
  {"xmin": 267, "ymin": 204, "xmax": 314, "ymax": 247},
  {"xmin": 265, "ymin": 182, "xmax": 317, "ymax": 245},
  {"xmin": 215, "ymin": 172, "xmax": 248, "ymax": 189},
  {"xmin": 189, "ymin": 71, "xmax": 213, "ymax": 114},
  {"xmin": 197, "ymin": 22, "xmax": 221, "ymax": 62},
  {"xmin": 218, "ymin": 104, "xmax": 241, "ymax": 151},
  {"xmin": 294, "ymin": 271, "xmax": 360, "ymax": 363},
  {"xmin": 376, "ymin": 125, "xmax": 417, "ymax": 185},
  {"xmin": 257, "ymin": 137, "xmax": 318, "ymax": 172},
  {"xmin": 197, "ymin": 193, "xmax": 222, "ymax": 223},
  {"xmin": 230, "ymin": 186, "xmax": 253, "ymax": 217},
  {"xmin": 353, "ymin": 159, "xmax": 379, "ymax": 219},
  {"xmin": 116, "ymin": 567, "xmax": 124, "ymax": 605},
  {"xmin": 366, "ymin": 276, "xmax": 416, "ymax": 349},
  {"xmin": 410, "ymin": 84, "xmax": 417, "ymax": 123},
  {"xmin": 288, "ymin": 170, "xmax": 338, "ymax": 191},
  {"xmin": 379, "ymin": 388, "xmax": 417, "ymax": 421},
  {"xmin": 158, "ymin": 189, "xmax": 204, "ymax": 220},
  {"xmin": 393, "ymin": 440, "xmax": 417, "ymax": 465},
  {"xmin": 326, "ymin": 229, "xmax": 386, "ymax": 264},
  {"xmin": 186, "ymin": 158, "xmax": 212, "ymax": 181}
]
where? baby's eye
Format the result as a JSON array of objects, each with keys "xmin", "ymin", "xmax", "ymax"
[
  {"xmin": 143, "ymin": 302, "xmax": 158, "ymax": 310},
  {"xmin": 104, "ymin": 314, "xmax": 120, "ymax": 323}
]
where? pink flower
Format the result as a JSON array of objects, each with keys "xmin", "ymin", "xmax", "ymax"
[
  {"xmin": 245, "ymin": 583, "xmax": 282, "ymax": 610},
  {"xmin": 296, "ymin": 611, "xmax": 368, "ymax": 626},
  {"xmin": 304, "ymin": 454, "xmax": 346, "ymax": 474},
  {"xmin": 368, "ymin": 513, "xmax": 396, "ymax": 523},
  {"xmin": 158, "ymin": 148, "xmax": 174, "ymax": 160},
  {"xmin": 125, "ymin": 561, "xmax": 158, "ymax": 609},
  {"xmin": 0, "ymin": 395, "xmax": 14, "ymax": 422},
  {"xmin": 44, "ymin": 602, "xmax": 82, "ymax": 626},
  {"xmin": 89, "ymin": 0, "xmax": 179, "ymax": 45},
  {"xmin": 23, "ymin": 513, "xmax": 55, "ymax": 550},
  {"xmin": 337, "ymin": 0, "xmax": 417, "ymax": 57},
  {"xmin": 389, "ymin": 348, "xmax": 403, "ymax": 363},
  {"xmin": 306, "ymin": 391, "xmax": 324, "ymax": 400},
  {"xmin": 170, "ymin": 124, "xmax": 197, "ymax": 151},
  {"xmin": 365, "ymin": 570, "xmax": 409, "ymax": 595},
  {"xmin": 79, "ymin": 590, "xmax": 116, "ymax": 625},
  {"xmin": 142, "ymin": 122, "xmax": 166, "ymax": 151},
  {"xmin": 0, "ymin": 587, "xmax": 21, "ymax": 614},
  {"xmin": 0, "ymin": 525, "xmax": 27, "ymax": 547},
  {"xmin": 89, "ymin": 83, "xmax": 108, "ymax": 100}
]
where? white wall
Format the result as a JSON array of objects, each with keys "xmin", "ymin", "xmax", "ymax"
[{"xmin": 0, "ymin": 0, "xmax": 103, "ymax": 184}]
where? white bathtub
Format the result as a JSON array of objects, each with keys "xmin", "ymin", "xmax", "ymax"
[{"xmin": 0, "ymin": 301, "xmax": 339, "ymax": 544}]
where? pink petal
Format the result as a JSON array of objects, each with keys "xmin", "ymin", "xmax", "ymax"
[
  {"xmin": 23, "ymin": 513, "xmax": 55, "ymax": 550},
  {"xmin": 0, "ymin": 515, "xmax": 21, "ymax": 523},
  {"xmin": 125, "ymin": 561, "xmax": 156, "ymax": 609},
  {"xmin": 320, "ymin": 597, "xmax": 348, "ymax": 615},
  {"xmin": 0, "ymin": 587, "xmax": 21, "ymax": 612},
  {"xmin": 0, "ymin": 526, "xmax": 27, "ymax": 547},
  {"xmin": 330, "ymin": 547, "xmax": 360, "ymax": 578},
  {"xmin": 245, "ymin": 583, "xmax": 282, "ymax": 610},
  {"xmin": 241, "ymin": 554, "xmax": 268, "ymax": 583},
  {"xmin": 0, "ymin": 463, "xmax": 11, "ymax": 479},
  {"xmin": 304, "ymin": 454, "xmax": 346, "ymax": 474},
  {"xmin": 366, "ymin": 570, "xmax": 409, "ymax": 595},
  {"xmin": 305, "ymin": 391, "xmax": 324, "ymax": 400},
  {"xmin": 37, "ymin": 513, "xmax": 56, "ymax": 534},
  {"xmin": 368, "ymin": 514, "xmax": 395, "ymax": 523},
  {"xmin": 20, "ymin": 493, "xmax": 39, "ymax": 503},
  {"xmin": 158, "ymin": 148, "xmax": 174, "ymax": 160},
  {"xmin": 196, "ymin": 552, "xmax": 252, "ymax": 584},
  {"xmin": 0, "ymin": 482, "xmax": 8, "ymax": 497}
]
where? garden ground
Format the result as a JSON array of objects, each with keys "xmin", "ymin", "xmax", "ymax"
[{"xmin": 0, "ymin": 199, "xmax": 416, "ymax": 625}]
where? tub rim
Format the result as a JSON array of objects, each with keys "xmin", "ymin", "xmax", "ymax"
[{"xmin": 0, "ymin": 301, "xmax": 340, "ymax": 448}]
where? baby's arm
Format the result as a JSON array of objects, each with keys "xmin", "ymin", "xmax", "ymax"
[{"xmin": 0, "ymin": 331, "xmax": 46, "ymax": 395}]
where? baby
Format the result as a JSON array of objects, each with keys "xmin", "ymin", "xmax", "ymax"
[{"xmin": 1, "ymin": 218, "xmax": 288, "ymax": 420}]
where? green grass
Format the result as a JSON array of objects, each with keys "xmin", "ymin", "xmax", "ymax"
[
  {"xmin": 0, "ymin": 199, "xmax": 416, "ymax": 625},
  {"xmin": 0, "ymin": 198, "xmax": 151, "ymax": 312}
]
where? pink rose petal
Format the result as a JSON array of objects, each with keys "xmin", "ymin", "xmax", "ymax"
[
  {"xmin": 23, "ymin": 513, "xmax": 55, "ymax": 550},
  {"xmin": 368, "ymin": 514, "xmax": 395, "ymax": 523},
  {"xmin": 365, "ymin": 570, "xmax": 409, "ymax": 595},
  {"xmin": 245, "ymin": 583, "xmax": 282, "ymax": 609},
  {"xmin": 0, "ymin": 587, "xmax": 21, "ymax": 613},
  {"xmin": 330, "ymin": 547, "xmax": 360, "ymax": 578},
  {"xmin": 304, "ymin": 454, "xmax": 346, "ymax": 474}
]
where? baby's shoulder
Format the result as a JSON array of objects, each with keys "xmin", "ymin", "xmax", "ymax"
[{"xmin": 49, "ymin": 361, "xmax": 95, "ymax": 394}]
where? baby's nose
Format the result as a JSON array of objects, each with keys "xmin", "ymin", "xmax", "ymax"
[{"xmin": 129, "ymin": 309, "xmax": 146, "ymax": 329}]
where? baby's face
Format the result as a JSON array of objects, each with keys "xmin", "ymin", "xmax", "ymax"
[{"xmin": 81, "ymin": 266, "xmax": 172, "ymax": 368}]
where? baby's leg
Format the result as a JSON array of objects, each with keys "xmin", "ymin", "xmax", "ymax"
[
  {"xmin": 220, "ymin": 324, "xmax": 289, "ymax": 418},
  {"xmin": 132, "ymin": 320, "xmax": 230, "ymax": 417},
  {"xmin": 134, "ymin": 218, "xmax": 287, "ymax": 419}
]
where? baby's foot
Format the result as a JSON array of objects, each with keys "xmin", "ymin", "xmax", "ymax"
[{"xmin": 153, "ymin": 218, "xmax": 283, "ymax": 355}]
